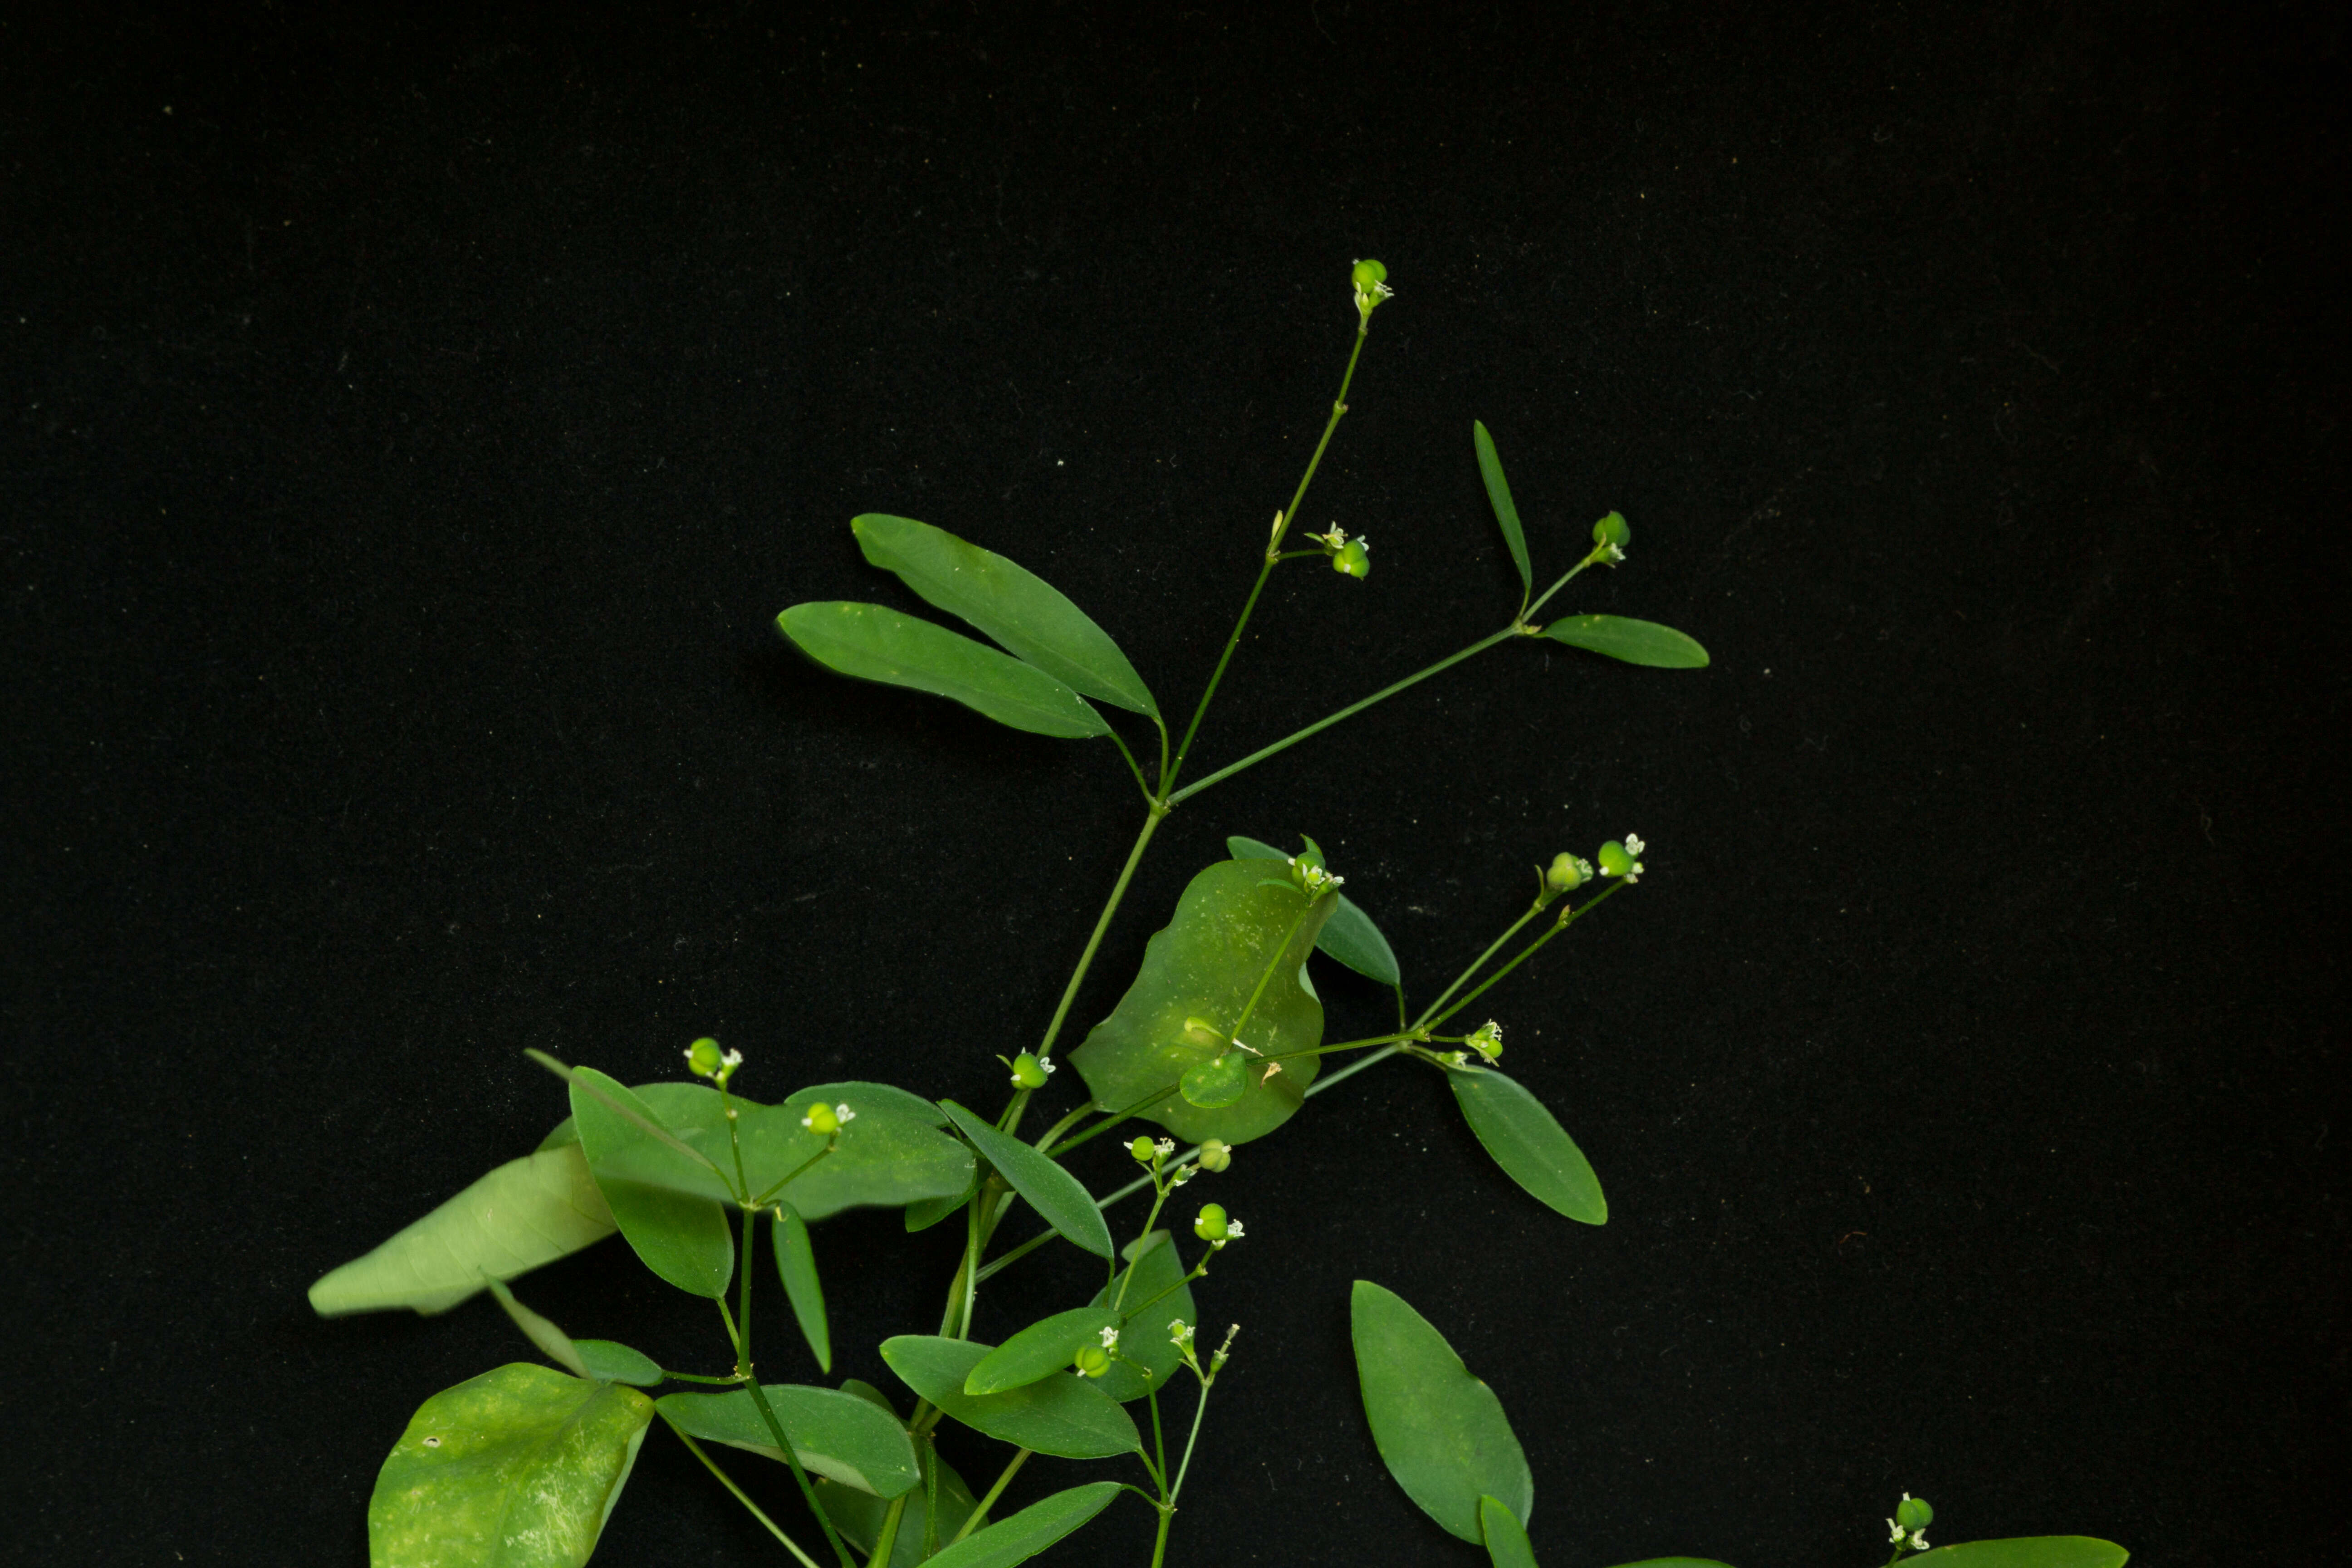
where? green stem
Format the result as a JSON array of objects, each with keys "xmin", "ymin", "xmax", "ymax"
[
  {"xmin": 1149, "ymin": 1505, "xmax": 1176, "ymax": 1568},
  {"xmin": 1428, "ymin": 882, "xmax": 1626, "ymax": 1031},
  {"xmin": 751, "ymin": 1141, "xmax": 836, "ymax": 1207},
  {"xmin": 1149, "ymin": 1388, "xmax": 1169, "ymax": 1497},
  {"xmin": 1226, "ymin": 902, "xmax": 1313, "ymax": 1050},
  {"xmin": 1032, "ymin": 1103, "xmax": 1097, "ymax": 1152},
  {"xmin": 1104, "ymin": 722, "xmax": 1156, "ymax": 805},
  {"xmin": 1524, "ymin": 544, "xmax": 1612, "ymax": 622},
  {"xmin": 951, "ymin": 1447, "xmax": 1034, "ymax": 1544},
  {"xmin": 1300, "ymin": 1041, "xmax": 1403, "ymax": 1100},
  {"xmin": 1112, "ymin": 1186, "xmax": 1175, "ymax": 1313},
  {"xmin": 1166, "ymin": 625, "xmax": 1522, "ymax": 806},
  {"xmin": 1169, "ymin": 1374, "xmax": 1215, "ymax": 1504},
  {"xmin": 663, "ymin": 1417, "xmax": 823, "ymax": 1568},
  {"xmin": 1417, "ymin": 900, "xmax": 1547, "ymax": 1026},
  {"xmin": 728, "ymin": 1211, "xmax": 855, "ymax": 1568},
  {"xmin": 972, "ymin": 1225, "xmax": 1055, "ymax": 1286},
  {"xmin": 1045, "ymin": 1086, "xmax": 1178, "ymax": 1158},
  {"xmin": 869, "ymin": 1493, "xmax": 909, "ymax": 1568},
  {"xmin": 1031, "ymin": 807, "xmax": 1168, "ymax": 1066}
]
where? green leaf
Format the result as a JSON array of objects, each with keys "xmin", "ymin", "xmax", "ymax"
[
  {"xmin": 1483, "ymin": 1494, "xmax": 1539, "ymax": 1568},
  {"xmin": 1909, "ymin": 1541, "xmax": 2130, "ymax": 1568},
  {"xmin": 880, "ymin": 1336, "xmax": 1141, "ymax": 1459},
  {"xmin": 1226, "ymin": 834, "xmax": 1402, "ymax": 987},
  {"xmin": 1351, "ymin": 1279, "xmax": 1533, "ymax": 1543},
  {"xmin": 1068, "ymin": 858, "xmax": 1334, "ymax": 1145},
  {"xmin": 572, "ymin": 1340, "xmax": 663, "ymax": 1387},
  {"xmin": 1448, "ymin": 1065, "xmax": 1607, "ymax": 1225},
  {"xmin": 906, "ymin": 1178, "xmax": 977, "ymax": 1232},
  {"xmin": 919, "ymin": 1481, "xmax": 1124, "ymax": 1568},
  {"xmin": 369, "ymin": 1363, "xmax": 653, "ymax": 1568},
  {"xmin": 656, "ymin": 1385, "xmax": 922, "ymax": 1497},
  {"xmin": 1089, "ymin": 1230, "xmax": 1196, "ymax": 1402},
  {"xmin": 569, "ymin": 1070, "xmax": 736, "ymax": 1298},
  {"xmin": 778, "ymin": 601, "xmax": 1112, "ymax": 738},
  {"xmin": 964, "ymin": 1306, "xmax": 1124, "ymax": 1395},
  {"xmin": 1596, "ymin": 1560, "xmax": 1736, "ymax": 1568},
  {"xmin": 309, "ymin": 1145, "xmax": 616, "ymax": 1317},
  {"xmin": 1540, "ymin": 614, "xmax": 1710, "ymax": 669},
  {"xmin": 853, "ymin": 513, "xmax": 1157, "ymax": 718},
  {"xmin": 817, "ymin": 1456, "xmax": 979, "ymax": 1568},
  {"xmin": 1473, "ymin": 421, "xmax": 1534, "ymax": 606},
  {"xmin": 774, "ymin": 1203, "xmax": 832, "ymax": 1375},
  {"xmin": 1179, "ymin": 1052, "xmax": 1249, "ymax": 1108},
  {"xmin": 796, "ymin": 1080, "xmax": 953, "ymax": 1127},
  {"xmin": 488, "ymin": 1279, "xmax": 589, "ymax": 1378},
  {"xmin": 937, "ymin": 1101, "xmax": 1114, "ymax": 1259}
]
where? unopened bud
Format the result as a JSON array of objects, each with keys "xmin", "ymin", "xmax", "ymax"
[
  {"xmin": 1896, "ymin": 1495, "xmax": 1934, "ymax": 1533},
  {"xmin": 1073, "ymin": 1344, "xmax": 1112, "ymax": 1378},
  {"xmin": 1008, "ymin": 1051, "xmax": 1053, "ymax": 1089},
  {"xmin": 1197, "ymin": 1138, "xmax": 1232, "ymax": 1173},
  {"xmin": 1333, "ymin": 537, "xmax": 1371, "ymax": 578},
  {"xmin": 1591, "ymin": 511, "xmax": 1631, "ymax": 549},
  {"xmin": 1194, "ymin": 1203, "xmax": 1230, "ymax": 1243},
  {"xmin": 1545, "ymin": 852, "xmax": 1592, "ymax": 892},
  {"xmin": 685, "ymin": 1037, "xmax": 725, "ymax": 1078},
  {"xmin": 1131, "ymin": 1135, "xmax": 1161, "ymax": 1164}
]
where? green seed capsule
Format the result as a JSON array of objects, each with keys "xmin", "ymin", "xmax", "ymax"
[
  {"xmin": 1194, "ymin": 1203, "xmax": 1230, "ymax": 1242},
  {"xmin": 1131, "ymin": 1135, "xmax": 1161, "ymax": 1163},
  {"xmin": 1351, "ymin": 258, "xmax": 1388, "ymax": 291},
  {"xmin": 685, "ymin": 1037, "xmax": 725, "ymax": 1078},
  {"xmin": 1334, "ymin": 538, "xmax": 1371, "ymax": 578},
  {"xmin": 1545, "ymin": 852, "xmax": 1586, "ymax": 892},
  {"xmin": 1591, "ymin": 511, "xmax": 1631, "ymax": 548},
  {"xmin": 1073, "ymin": 1344, "xmax": 1112, "ymax": 1377},
  {"xmin": 1597, "ymin": 840, "xmax": 1634, "ymax": 878},
  {"xmin": 1009, "ymin": 1051, "xmax": 1050, "ymax": 1089},
  {"xmin": 802, "ymin": 1102, "xmax": 841, "ymax": 1136},
  {"xmin": 1197, "ymin": 1138, "xmax": 1232, "ymax": 1173},
  {"xmin": 1896, "ymin": 1496, "xmax": 1934, "ymax": 1532}
]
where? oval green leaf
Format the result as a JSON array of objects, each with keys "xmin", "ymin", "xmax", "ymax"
[
  {"xmin": 1068, "ymin": 858, "xmax": 1333, "ymax": 1145},
  {"xmin": 880, "ymin": 1336, "xmax": 1141, "ymax": 1459},
  {"xmin": 370, "ymin": 1363, "xmax": 653, "ymax": 1568},
  {"xmin": 1540, "ymin": 614, "xmax": 1710, "ymax": 669},
  {"xmin": 795, "ymin": 1079, "xmax": 954, "ymax": 1127},
  {"xmin": 1089, "ymin": 1230, "xmax": 1196, "ymax": 1402},
  {"xmin": 309, "ymin": 1144, "xmax": 617, "ymax": 1317},
  {"xmin": 937, "ymin": 1101, "xmax": 1114, "ymax": 1259},
  {"xmin": 1226, "ymin": 834, "xmax": 1403, "ymax": 987},
  {"xmin": 1351, "ymin": 1279, "xmax": 1533, "ymax": 1543},
  {"xmin": 964, "ymin": 1306, "xmax": 1124, "ymax": 1396},
  {"xmin": 1180, "ymin": 1052, "xmax": 1249, "ymax": 1109},
  {"xmin": 656, "ymin": 1384, "xmax": 922, "ymax": 1497},
  {"xmin": 1483, "ymin": 1494, "xmax": 1539, "ymax": 1568},
  {"xmin": 745, "ymin": 1087, "xmax": 978, "ymax": 1220},
  {"xmin": 853, "ymin": 514, "xmax": 1156, "ymax": 718},
  {"xmin": 778, "ymin": 601, "xmax": 1111, "ymax": 738},
  {"xmin": 817, "ymin": 1454, "xmax": 979, "ymax": 1568},
  {"xmin": 906, "ymin": 1176, "xmax": 977, "ymax": 1233},
  {"xmin": 1909, "ymin": 1541, "xmax": 2130, "ymax": 1568},
  {"xmin": 1473, "ymin": 421, "xmax": 1534, "ymax": 605},
  {"xmin": 774, "ymin": 1203, "xmax": 832, "ymax": 1375},
  {"xmin": 570, "ymin": 1071, "xmax": 735, "ymax": 1298},
  {"xmin": 1597, "ymin": 1560, "xmax": 1737, "ymax": 1568},
  {"xmin": 572, "ymin": 1340, "xmax": 663, "ymax": 1387},
  {"xmin": 920, "ymin": 1481, "xmax": 1124, "ymax": 1568},
  {"xmin": 1448, "ymin": 1065, "xmax": 1607, "ymax": 1225}
]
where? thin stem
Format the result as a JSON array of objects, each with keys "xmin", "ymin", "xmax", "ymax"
[
  {"xmin": 1226, "ymin": 902, "xmax": 1313, "ymax": 1049},
  {"xmin": 1417, "ymin": 901, "xmax": 1547, "ymax": 1027},
  {"xmin": 1149, "ymin": 1388, "xmax": 1170, "ymax": 1498},
  {"xmin": 1045, "ymin": 1086, "xmax": 1177, "ymax": 1157},
  {"xmin": 658, "ymin": 1368, "xmax": 750, "ymax": 1385},
  {"xmin": 727, "ymin": 1211, "xmax": 855, "ymax": 1568},
  {"xmin": 1166, "ymin": 625, "xmax": 1522, "ymax": 806},
  {"xmin": 1301, "ymin": 1041, "xmax": 1403, "ymax": 1100},
  {"xmin": 1104, "ymin": 722, "xmax": 1156, "ymax": 806},
  {"xmin": 951, "ymin": 1447, "xmax": 1034, "ymax": 1544},
  {"xmin": 1032, "ymin": 807, "xmax": 1167, "ymax": 1064},
  {"xmin": 869, "ymin": 1493, "xmax": 909, "ymax": 1568},
  {"xmin": 1113, "ymin": 1186, "xmax": 1175, "ymax": 1313},
  {"xmin": 720, "ymin": 1080, "xmax": 752, "ymax": 1201},
  {"xmin": 1031, "ymin": 1102, "xmax": 1097, "ymax": 1153},
  {"xmin": 1430, "ymin": 883, "xmax": 1625, "ymax": 1030},
  {"xmin": 973, "ymin": 1225, "xmax": 1055, "ymax": 1285},
  {"xmin": 1170, "ymin": 1376, "xmax": 1215, "ymax": 1504},
  {"xmin": 1524, "ymin": 544, "xmax": 1612, "ymax": 622},
  {"xmin": 663, "ymin": 1417, "xmax": 823, "ymax": 1568},
  {"xmin": 751, "ymin": 1141, "xmax": 836, "ymax": 1207},
  {"xmin": 1150, "ymin": 1505, "xmax": 1176, "ymax": 1568}
]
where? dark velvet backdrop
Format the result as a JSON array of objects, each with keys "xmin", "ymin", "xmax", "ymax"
[{"xmin": 6, "ymin": 5, "xmax": 2343, "ymax": 1565}]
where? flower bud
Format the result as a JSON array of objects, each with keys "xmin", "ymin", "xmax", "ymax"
[
  {"xmin": 1194, "ymin": 1202, "xmax": 1230, "ymax": 1243},
  {"xmin": 1073, "ymin": 1343, "xmax": 1112, "ymax": 1377},
  {"xmin": 1131, "ymin": 1135, "xmax": 1161, "ymax": 1164},
  {"xmin": 1197, "ymin": 1138, "xmax": 1232, "ymax": 1173},
  {"xmin": 1465, "ymin": 1020, "xmax": 1504, "ymax": 1062},
  {"xmin": 1896, "ymin": 1495, "xmax": 1934, "ymax": 1532},
  {"xmin": 1597, "ymin": 839, "xmax": 1638, "ymax": 879},
  {"xmin": 1545, "ymin": 852, "xmax": 1591, "ymax": 892},
  {"xmin": 801, "ymin": 1101, "xmax": 854, "ymax": 1135},
  {"xmin": 1333, "ymin": 537, "xmax": 1371, "ymax": 578},
  {"xmin": 684, "ymin": 1037, "xmax": 725, "ymax": 1079},
  {"xmin": 1008, "ymin": 1051, "xmax": 1052, "ymax": 1089},
  {"xmin": 1591, "ymin": 511, "xmax": 1631, "ymax": 549}
]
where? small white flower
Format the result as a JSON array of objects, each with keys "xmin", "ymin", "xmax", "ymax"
[
  {"xmin": 1910, "ymin": 1533, "xmax": 1930, "ymax": 1552},
  {"xmin": 835, "ymin": 1102, "xmax": 855, "ymax": 1124},
  {"xmin": 1224, "ymin": 1219, "xmax": 1245, "ymax": 1240},
  {"xmin": 1308, "ymin": 524, "xmax": 1349, "ymax": 549},
  {"xmin": 1445, "ymin": 1050, "xmax": 1470, "ymax": 1068},
  {"xmin": 1154, "ymin": 1137, "xmax": 1176, "ymax": 1158},
  {"xmin": 1607, "ymin": 542, "xmax": 1627, "ymax": 563},
  {"xmin": 1169, "ymin": 1319, "xmax": 1195, "ymax": 1347},
  {"xmin": 1259, "ymin": 1061, "xmax": 1284, "ymax": 1083},
  {"xmin": 1624, "ymin": 862, "xmax": 1643, "ymax": 884},
  {"xmin": 1039, "ymin": 1057, "xmax": 1057, "ymax": 1075},
  {"xmin": 1099, "ymin": 1325, "xmax": 1120, "ymax": 1350},
  {"xmin": 1625, "ymin": 834, "xmax": 1645, "ymax": 857},
  {"xmin": 1889, "ymin": 1520, "xmax": 1907, "ymax": 1545}
]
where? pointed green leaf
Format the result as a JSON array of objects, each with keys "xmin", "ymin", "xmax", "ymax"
[
  {"xmin": 1474, "ymin": 421, "xmax": 1534, "ymax": 606},
  {"xmin": 853, "ymin": 514, "xmax": 1157, "ymax": 718},
  {"xmin": 488, "ymin": 1279, "xmax": 590, "ymax": 1378},
  {"xmin": 1483, "ymin": 1494, "xmax": 1539, "ymax": 1568},
  {"xmin": 920, "ymin": 1481, "xmax": 1124, "ymax": 1568},
  {"xmin": 880, "ymin": 1336, "xmax": 1141, "ymax": 1459},
  {"xmin": 1540, "ymin": 614, "xmax": 1710, "ymax": 669},
  {"xmin": 1226, "ymin": 835, "xmax": 1401, "ymax": 987},
  {"xmin": 1180, "ymin": 1052, "xmax": 1250, "ymax": 1108},
  {"xmin": 1596, "ymin": 1560, "xmax": 1736, "ymax": 1568},
  {"xmin": 796, "ymin": 1080, "xmax": 953, "ymax": 1127},
  {"xmin": 1089, "ymin": 1230, "xmax": 1196, "ymax": 1402},
  {"xmin": 906, "ymin": 1178, "xmax": 977, "ymax": 1232},
  {"xmin": 569, "ymin": 1070, "xmax": 735, "ymax": 1298},
  {"xmin": 1352, "ymin": 1279, "xmax": 1533, "ymax": 1544},
  {"xmin": 369, "ymin": 1363, "xmax": 653, "ymax": 1568},
  {"xmin": 1909, "ymin": 1541, "xmax": 2130, "ymax": 1568},
  {"xmin": 309, "ymin": 1145, "xmax": 616, "ymax": 1317},
  {"xmin": 656, "ymin": 1384, "xmax": 922, "ymax": 1497},
  {"xmin": 572, "ymin": 1340, "xmax": 663, "ymax": 1387},
  {"xmin": 1068, "ymin": 858, "xmax": 1333, "ymax": 1145},
  {"xmin": 774, "ymin": 1203, "xmax": 832, "ymax": 1375},
  {"xmin": 779, "ymin": 601, "xmax": 1111, "ymax": 738},
  {"xmin": 964, "ymin": 1307, "xmax": 1124, "ymax": 1395},
  {"xmin": 937, "ymin": 1101, "xmax": 1113, "ymax": 1259},
  {"xmin": 1448, "ymin": 1065, "xmax": 1607, "ymax": 1225},
  {"xmin": 817, "ymin": 1455, "xmax": 979, "ymax": 1568}
]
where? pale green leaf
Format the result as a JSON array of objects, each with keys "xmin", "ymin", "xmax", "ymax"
[
  {"xmin": 572, "ymin": 1340, "xmax": 663, "ymax": 1387},
  {"xmin": 1540, "ymin": 614, "xmax": 1710, "ymax": 669},
  {"xmin": 1448, "ymin": 1064, "xmax": 1607, "ymax": 1224},
  {"xmin": 938, "ymin": 1101, "xmax": 1113, "ymax": 1259},
  {"xmin": 488, "ymin": 1279, "xmax": 588, "ymax": 1378},
  {"xmin": 656, "ymin": 1384, "xmax": 922, "ymax": 1497},
  {"xmin": 1909, "ymin": 1540, "xmax": 2130, "ymax": 1568},
  {"xmin": 778, "ymin": 601, "xmax": 1111, "ymax": 738},
  {"xmin": 1474, "ymin": 421, "xmax": 1534, "ymax": 605},
  {"xmin": 919, "ymin": 1481, "xmax": 1124, "ymax": 1568},
  {"xmin": 1483, "ymin": 1494, "xmax": 1539, "ymax": 1568},
  {"xmin": 774, "ymin": 1203, "xmax": 832, "ymax": 1375},
  {"xmin": 880, "ymin": 1336, "xmax": 1140, "ymax": 1459},
  {"xmin": 1352, "ymin": 1279, "xmax": 1533, "ymax": 1543},
  {"xmin": 569, "ymin": 1070, "xmax": 735, "ymax": 1298}
]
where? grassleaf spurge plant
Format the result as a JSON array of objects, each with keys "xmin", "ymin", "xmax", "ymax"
[{"xmin": 312, "ymin": 261, "xmax": 2127, "ymax": 1568}]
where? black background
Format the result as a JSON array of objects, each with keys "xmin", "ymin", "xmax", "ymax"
[{"xmin": 6, "ymin": 4, "xmax": 2344, "ymax": 1565}]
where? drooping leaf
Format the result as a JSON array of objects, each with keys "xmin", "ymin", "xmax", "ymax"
[
  {"xmin": 880, "ymin": 1336, "xmax": 1141, "ymax": 1459},
  {"xmin": 853, "ymin": 514, "xmax": 1157, "ymax": 718},
  {"xmin": 1473, "ymin": 421, "xmax": 1534, "ymax": 606},
  {"xmin": 1483, "ymin": 1494, "xmax": 1539, "ymax": 1568},
  {"xmin": 1179, "ymin": 1052, "xmax": 1249, "ymax": 1109},
  {"xmin": 774, "ymin": 1203, "xmax": 832, "ymax": 1374},
  {"xmin": 1068, "ymin": 858, "xmax": 1333, "ymax": 1145},
  {"xmin": 569, "ymin": 1070, "xmax": 736, "ymax": 1298},
  {"xmin": 1448, "ymin": 1065, "xmax": 1607, "ymax": 1225},
  {"xmin": 1540, "ymin": 614, "xmax": 1710, "ymax": 669},
  {"xmin": 1088, "ymin": 1230, "xmax": 1196, "ymax": 1402},
  {"xmin": 488, "ymin": 1279, "xmax": 589, "ymax": 1378},
  {"xmin": 1352, "ymin": 1279, "xmax": 1533, "ymax": 1544},
  {"xmin": 778, "ymin": 601, "xmax": 1112, "ymax": 738},
  {"xmin": 656, "ymin": 1384, "xmax": 922, "ymax": 1497},
  {"xmin": 369, "ymin": 1363, "xmax": 653, "ymax": 1568},
  {"xmin": 964, "ymin": 1306, "xmax": 1124, "ymax": 1395},
  {"xmin": 817, "ymin": 1454, "xmax": 979, "ymax": 1568},
  {"xmin": 309, "ymin": 1145, "xmax": 616, "ymax": 1317},
  {"xmin": 1908, "ymin": 1541, "xmax": 2131, "ymax": 1568},
  {"xmin": 572, "ymin": 1340, "xmax": 663, "ymax": 1387},
  {"xmin": 1226, "ymin": 834, "xmax": 1402, "ymax": 987},
  {"xmin": 918, "ymin": 1481, "xmax": 1124, "ymax": 1568},
  {"xmin": 937, "ymin": 1101, "xmax": 1113, "ymax": 1259}
]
